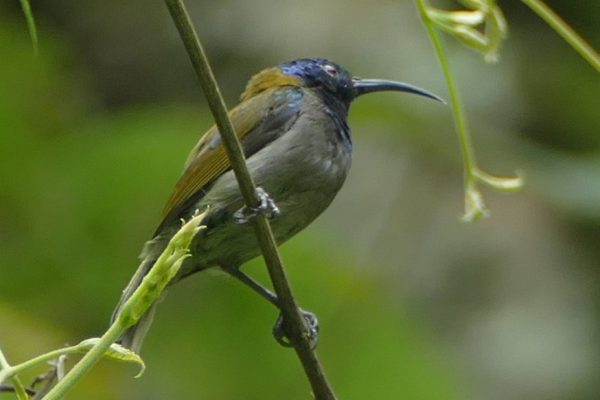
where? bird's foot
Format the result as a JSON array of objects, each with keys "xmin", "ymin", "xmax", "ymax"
[
  {"xmin": 273, "ymin": 309, "xmax": 319, "ymax": 349},
  {"xmin": 233, "ymin": 187, "xmax": 280, "ymax": 224}
]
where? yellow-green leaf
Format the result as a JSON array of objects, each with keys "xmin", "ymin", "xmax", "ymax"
[{"xmin": 76, "ymin": 339, "xmax": 146, "ymax": 377}]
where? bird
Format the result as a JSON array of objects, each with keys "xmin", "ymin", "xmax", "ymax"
[{"xmin": 112, "ymin": 58, "xmax": 442, "ymax": 353}]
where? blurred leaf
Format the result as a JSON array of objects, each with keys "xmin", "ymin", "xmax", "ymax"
[
  {"xmin": 76, "ymin": 339, "xmax": 145, "ymax": 378},
  {"xmin": 462, "ymin": 184, "xmax": 489, "ymax": 222},
  {"xmin": 474, "ymin": 168, "xmax": 525, "ymax": 192},
  {"xmin": 425, "ymin": 0, "xmax": 508, "ymax": 62},
  {"xmin": 18, "ymin": 0, "xmax": 38, "ymax": 55}
]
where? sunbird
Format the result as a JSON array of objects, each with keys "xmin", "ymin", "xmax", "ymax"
[{"xmin": 113, "ymin": 58, "xmax": 442, "ymax": 352}]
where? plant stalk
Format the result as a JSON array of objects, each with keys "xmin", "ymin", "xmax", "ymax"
[
  {"xmin": 0, "ymin": 346, "xmax": 29, "ymax": 400},
  {"xmin": 42, "ymin": 322, "xmax": 124, "ymax": 400},
  {"xmin": 163, "ymin": 1, "xmax": 337, "ymax": 398},
  {"xmin": 521, "ymin": 0, "xmax": 600, "ymax": 71}
]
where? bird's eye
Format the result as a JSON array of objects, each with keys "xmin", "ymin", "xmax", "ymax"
[{"xmin": 323, "ymin": 64, "xmax": 338, "ymax": 77}]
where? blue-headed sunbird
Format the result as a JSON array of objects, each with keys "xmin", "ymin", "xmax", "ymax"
[{"xmin": 113, "ymin": 58, "xmax": 442, "ymax": 352}]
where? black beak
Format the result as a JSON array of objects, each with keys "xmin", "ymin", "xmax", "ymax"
[{"xmin": 352, "ymin": 78, "xmax": 444, "ymax": 103}]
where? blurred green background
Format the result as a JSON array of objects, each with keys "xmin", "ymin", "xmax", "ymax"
[{"xmin": 1, "ymin": 1, "xmax": 599, "ymax": 399}]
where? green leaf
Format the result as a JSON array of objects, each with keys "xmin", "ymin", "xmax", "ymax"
[
  {"xmin": 474, "ymin": 169, "xmax": 525, "ymax": 192},
  {"xmin": 452, "ymin": 25, "xmax": 489, "ymax": 50},
  {"xmin": 427, "ymin": 9, "xmax": 484, "ymax": 26},
  {"xmin": 18, "ymin": 0, "xmax": 38, "ymax": 56},
  {"xmin": 76, "ymin": 339, "xmax": 146, "ymax": 377},
  {"xmin": 425, "ymin": 0, "xmax": 508, "ymax": 62}
]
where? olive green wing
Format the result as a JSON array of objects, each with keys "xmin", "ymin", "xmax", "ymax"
[{"xmin": 156, "ymin": 87, "xmax": 302, "ymax": 233}]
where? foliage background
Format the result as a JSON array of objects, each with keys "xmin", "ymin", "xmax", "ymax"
[{"xmin": 0, "ymin": 1, "xmax": 598, "ymax": 399}]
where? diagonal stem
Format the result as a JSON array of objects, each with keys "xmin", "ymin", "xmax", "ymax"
[
  {"xmin": 18, "ymin": 0, "xmax": 38, "ymax": 56},
  {"xmin": 521, "ymin": 0, "xmax": 600, "ymax": 71},
  {"xmin": 415, "ymin": 1, "xmax": 478, "ymax": 187},
  {"xmin": 0, "ymin": 346, "xmax": 30, "ymax": 400},
  {"xmin": 42, "ymin": 213, "xmax": 204, "ymax": 399},
  {"xmin": 163, "ymin": 1, "xmax": 337, "ymax": 399},
  {"xmin": 42, "ymin": 323, "xmax": 124, "ymax": 400}
]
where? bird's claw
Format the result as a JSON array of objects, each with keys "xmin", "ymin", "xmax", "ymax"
[
  {"xmin": 233, "ymin": 187, "xmax": 280, "ymax": 224},
  {"xmin": 272, "ymin": 309, "xmax": 319, "ymax": 349}
]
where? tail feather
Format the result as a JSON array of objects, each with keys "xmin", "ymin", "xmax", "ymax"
[{"xmin": 119, "ymin": 302, "xmax": 158, "ymax": 354}]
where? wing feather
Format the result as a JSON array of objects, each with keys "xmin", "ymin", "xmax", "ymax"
[{"xmin": 157, "ymin": 87, "xmax": 301, "ymax": 231}]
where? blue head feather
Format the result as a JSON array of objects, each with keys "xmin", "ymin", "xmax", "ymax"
[
  {"xmin": 280, "ymin": 58, "xmax": 355, "ymax": 105},
  {"xmin": 281, "ymin": 58, "xmax": 353, "ymax": 150}
]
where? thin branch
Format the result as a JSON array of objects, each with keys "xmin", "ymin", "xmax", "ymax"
[
  {"xmin": 415, "ymin": 0, "xmax": 485, "ymax": 220},
  {"xmin": 162, "ymin": 1, "xmax": 336, "ymax": 399},
  {"xmin": 18, "ymin": 0, "xmax": 38, "ymax": 56},
  {"xmin": 41, "ymin": 213, "xmax": 205, "ymax": 399},
  {"xmin": 0, "ymin": 347, "xmax": 29, "ymax": 400},
  {"xmin": 41, "ymin": 323, "xmax": 124, "ymax": 400},
  {"xmin": 414, "ymin": 0, "xmax": 524, "ymax": 221},
  {"xmin": 521, "ymin": 0, "xmax": 600, "ymax": 71}
]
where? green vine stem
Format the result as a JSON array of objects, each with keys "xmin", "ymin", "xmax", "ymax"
[
  {"xmin": 0, "ymin": 341, "xmax": 144, "ymax": 386},
  {"xmin": 40, "ymin": 212, "xmax": 206, "ymax": 400},
  {"xmin": 521, "ymin": 0, "xmax": 600, "ymax": 71},
  {"xmin": 41, "ymin": 323, "xmax": 123, "ymax": 400},
  {"xmin": 416, "ymin": 0, "xmax": 598, "ymax": 220},
  {"xmin": 415, "ymin": 0, "xmax": 524, "ymax": 221},
  {"xmin": 18, "ymin": 0, "xmax": 38, "ymax": 56},
  {"xmin": 416, "ymin": 0, "xmax": 488, "ymax": 220},
  {"xmin": 0, "ymin": 347, "xmax": 29, "ymax": 400}
]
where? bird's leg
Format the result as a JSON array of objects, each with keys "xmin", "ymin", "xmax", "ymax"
[
  {"xmin": 222, "ymin": 266, "xmax": 319, "ymax": 348},
  {"xmin": 233, "ymin": 187, "xmax": 280, "ymax": 224},
  {"xmin": 223, "ymin": 266, "xmax": 278, "ymax": 307}
]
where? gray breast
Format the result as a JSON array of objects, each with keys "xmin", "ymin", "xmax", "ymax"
[{"xmin": 185, "ymin": 91, "xmax": 352, "ymax": 271}]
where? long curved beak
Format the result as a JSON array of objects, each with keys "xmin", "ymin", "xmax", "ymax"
[{"xmin": 353, "ymin": 78, "xmax": 445, "ymax": 103}]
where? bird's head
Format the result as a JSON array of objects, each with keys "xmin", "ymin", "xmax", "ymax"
[{"xmin": 241, "ymin": 58, "xmax": 443, "ymax": 108}]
